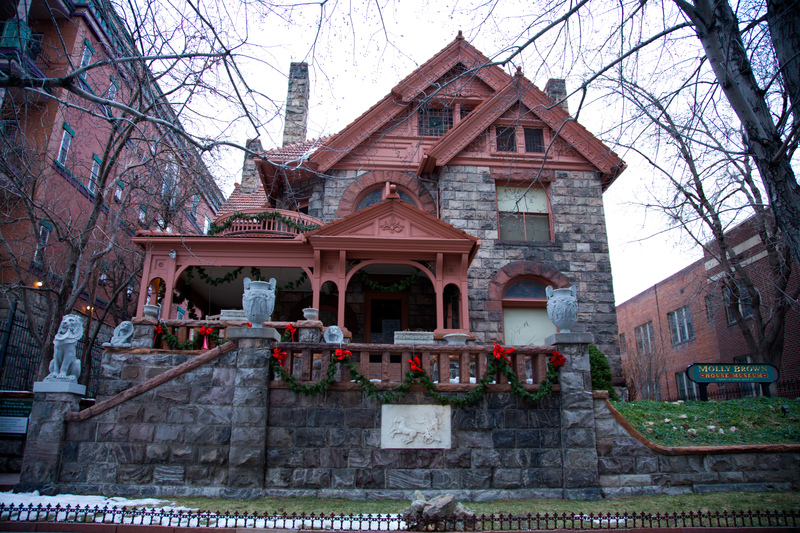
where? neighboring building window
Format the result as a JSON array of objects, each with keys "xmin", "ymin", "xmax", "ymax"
[
  {"xmin": 355, "ymin": 186, "xmax": 418, "ymax": 211},
  {"xmin": 114, "ymin": 181, "xmax": 124, "ymax": 202},
  {"xmin": 98, "ymin": 273, "xmax": 108, "ymax": 285},
  {"xmin": 675, "ymin": 371, "xmax": 699, "ymax": 401},
  {"xmin": 634, "ymin": 321, "xmax": 655, "ymax": 355},
  {"xmin": 204, "ymin": 215, "xmax": 212, "ymax": 234},
  {"xmin": 162, "ymin": 160, "xmax": 179, "ymax": 206},
  {"xmin": 191, "ymin": 194, "xmax": 200, "ymax": 218},
  {"xmin": 502, "ymin": 278, "xmax": 556, "ymax": 346},
  {"xmin": 56, "ymin": 124, "xmax": 74, "ymax": 165},
  {"xmin": 667, "ymin": 306, "xmax": 694, "ymax": 345},
  {"xmin": 33, "ymin": 222, "xmax": 52, "ymax": 265},
  {"xmin": 126, "ymin": 284, "xmax": 134, "ymax": 300},
  {"xmin": 79, "ymin": 40, "xmax": 94, "ymax": 69},
  {"xmin": 107, "ymin": 78, "xmax": 118, "ymax": 102},
  {"xmin": 419, "ymin": 107, "xmax": 452, "ymax": 137},
  {"xmin": 705, "ymin": 295, "xmax": 714, "ymax": 322},
  {"xmin": 724, "ymin": 280, "xmax": 754, "ymax": 324},
  {"xmin": 619, "ymin": 333, "xmax": 627, "ymax": 354},
  {"xmin": 496, "ymin": 126, "xmax": 516, "ymax": 152},
  {"xmin": 138, "ymin": 205, "xmax": 147, "ymax": 225},
  {"xmin": 524, "ymin": 128, "xmax": 544, "ymax": 153},
  {"xmin": 496, "ymin": 185, "xmax": 550, "ymax": 242},
  {"xmin": 88, "ymin": 155, "xmax": 101, "ymax": 194},
  {"xmin": 176, "ymin": 307, "xmax": 185, "ymax": 320}
]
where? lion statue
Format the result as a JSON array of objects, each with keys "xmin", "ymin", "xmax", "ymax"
[
  {"xmin": 104, "ymin": 321, "xmax": 133, "ymax": 348},
  {"xmin": 45, "ymin": 315, "xmax": 83, "ymax": 381}
]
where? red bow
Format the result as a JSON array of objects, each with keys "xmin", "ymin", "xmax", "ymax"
[
  {"xmin": 153, "ymin": 325, "xmax": 163, "ymax": 345},
  {"xmin": 492, "ymin": 343, "xmax": 514, "ymax": 365},
  {"xmin": 246, "ymin": 322, "xmax": 252, "ymax": 328},
  {"xmin": 335, "ymin": 348, "xmax": 352, "ymax": 361},
  {"xmin": 272, "ymin": 348, "xmax": 287, "ymax": 367},
  {"xmin": 410, "ymin": 356, "xmax": 423, "ymax": 373},
  {"xmin": 286, "ymin": 324, "xmax": 297, "ymax": 341},
  {"xmin": 550, "ymin": 351, "xmax": 566, "ymax": 368},
  {"xmin": 198, "ymin": 326, "xmax": 214, "ymax": 336}
]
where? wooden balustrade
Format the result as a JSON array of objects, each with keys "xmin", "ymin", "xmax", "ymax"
[
  {"xmin": 214, "ymin": 209, "xmax": 322, "ymax": 237},
  {"xmin": 270, "ymin": 342, "xmax": 557, "ymax": 391}
]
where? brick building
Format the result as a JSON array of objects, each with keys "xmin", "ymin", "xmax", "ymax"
[
  {"xmin": 136, "ymin": 35, "xmax": 626, "ymax": 367},
  {"xmin": 617, "ymin": 215, "xmax": 799, "ymax": 400},
  {"xmin": 0, "ymin": 0, "xmax": 224, "ymax": 390}
]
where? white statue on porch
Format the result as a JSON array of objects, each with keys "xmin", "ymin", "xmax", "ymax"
[
  {"xmin": 104, "ymin": 321, "xmax": 133, "ymax": 347},
  {"xmin": 45, "ymin": 315, "xmax": 83, "ymax": 382}
]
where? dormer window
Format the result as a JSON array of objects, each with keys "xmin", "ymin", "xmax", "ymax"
[
  {"xmin": 496, "ymin": 127, "xmax": 516, "ymax": 152},
  {"xmin": 524, "ymin": 128, "xmax": 544, "ymax": 152},
  {"xmin": 493, "ymin": 126, "xmax": 546, "ymax": 153}
]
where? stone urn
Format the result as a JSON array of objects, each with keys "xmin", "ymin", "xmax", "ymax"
[
  {"xmin": 242, "ymin": 277, "xmax": 276, "ymax": 328},
  {"xmin": 142, "ymin": 304, "xmax": 160, "ymax": 318},
  {"xmin": 546, "ymin": 286, "xmax": 578, "ymax": 333},
  {"xmin": 443, "ymin": 333, "xmax": 469, "ymax": 345},
  {"xmin": 303, "ymin": 307, "xmax": 319, "ymax": 321}
]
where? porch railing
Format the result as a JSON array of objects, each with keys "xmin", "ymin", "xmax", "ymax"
[
  {"xmin": 214, "ymin": 209, "xmax": 322, "ymax": 237},
  {"xmin": 272, "ymin": 342, "xmax": 556, "ymax": 388}
]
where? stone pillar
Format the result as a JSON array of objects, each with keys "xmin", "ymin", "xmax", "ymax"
[
  {"xmin": 545, "ymin": 332, "xmax": 599, "ymax": 500},
  {"xmin": 224, "ymin": 328, "xmax": 275, "ymax": 489},
  {"xmin": 297, "ymin": 320, "xmax": 322, "ymax": 343},
  {"xmin": 15, "ymin": 382, "xmax": 85, "ymax": 495}
]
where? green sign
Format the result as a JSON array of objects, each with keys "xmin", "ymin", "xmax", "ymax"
[
  {"xmin": 686, "ymin": 363, "xmax": 779, "ymax": 384},
  {"xmin": 0, "ymin": 398, "xmax": 33, "ymax": 436}
]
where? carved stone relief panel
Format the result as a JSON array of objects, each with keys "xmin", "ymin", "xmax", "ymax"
[{"xmin": 380, "ymin": 404, "xmax": 451, "ymax": 449}]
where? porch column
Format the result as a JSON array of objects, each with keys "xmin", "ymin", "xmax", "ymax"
[{"xmin": 435, "ymin": 253, "xmax": 444, "ymax": 331}]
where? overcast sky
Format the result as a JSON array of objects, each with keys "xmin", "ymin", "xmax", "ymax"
[{"xmin": 185, "ymin": 0, "xmax": 701, "ymax": 305}]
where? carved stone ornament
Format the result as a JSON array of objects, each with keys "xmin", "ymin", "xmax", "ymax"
[
  {"xmin": 381, "ymin": 404, "xmax": 451, "ymax": 449},
  {"xmin": 104, "ymin": 321, "xmax": 133, "ymax": 347},
  {"xmin": 45, "ymin": 315, "xmax": 83, "ymax": 382},
  {"xmin": 242, "ymin": 277, "xmax": 276, "ymax": 328}
]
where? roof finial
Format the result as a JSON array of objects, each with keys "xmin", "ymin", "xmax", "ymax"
[
  {"xmin": 515, "ymin": 66, "xmax": 523, "ymax": 77},
  {"xmin": 457, "ymin": 30, "xmax": 464, "ymax": 40}
]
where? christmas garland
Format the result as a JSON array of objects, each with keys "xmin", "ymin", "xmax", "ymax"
[
  {"xmin": 209, "ymin": 211, "xmax": 320, "ymax": 236},
  {"xmin": 269, "ymin": 344, "xmax": 566, "ymax": 407},
  {"xmin": 153, "ymin": 324, "xmax": 223, "ymax": 351},
  {"xmin": 357, "ymin": 270, "xmax": 421, "ymax": 293},
  {"xmin": 195, "ymin": 266, "xmax": 244, "ymax": 286}
]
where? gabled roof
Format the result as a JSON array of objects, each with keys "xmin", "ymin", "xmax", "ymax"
[
  {"xmin": 306, "ymin": 192, "xmax": 480, "ymax": 260},
  {"xmin": 306, "ymin": 33, "xmax": 512, "ymax": 173},
  {"xmin": 215, "ymin": 182, "xmax": 268, "ymax": 220},
  {"xmin": 418, "ymin": 72, "xmax": 626, "ymax": 188}
]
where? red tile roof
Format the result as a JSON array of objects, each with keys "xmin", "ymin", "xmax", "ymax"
[
  {"xmin": 215, "ymin": 182, "xmax": 269, "ymax": 220},
  {"xmin": 263, "ymin": 136, "xmax": 334, "ymax": 163}
]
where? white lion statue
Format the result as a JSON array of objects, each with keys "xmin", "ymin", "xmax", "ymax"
[{"xmin": 45, "ymin": 315, "xmax": 83, "ymax": 381}]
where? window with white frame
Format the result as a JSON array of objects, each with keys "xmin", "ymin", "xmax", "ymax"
[
  {"xmin": 138, "ymin": 205, "xmax": 147, "ymax": 226},
  {"xmin": 56, "ymin": 125, "xmax": 74, "ymax": 165},
  {"xmin": 88, "ymin": 156, "xmax": 101, "ymax": 194},
  {"xmin": 496, "ymin": 185, "xmax": 550, "ymax": 242},
  {"xmin": 675, "ymin": 371, "xmax": 699, "ymax": 401},
  {"xmin": 114, "ymin": 181, "xmax": 124, "ymax": 202},
  {"xmin": 634, "ymin": 321, "xmax": 655, "ymax": 355},
  {"xmin": 79, "ymin": 40, "xmax": 93, "ymax": 69},
  {"xmin": 667, "ymin": 306, "xmax": 694, "ymax": 345},
  {"xmin": 191, "ymin": 194, "xmax": 200, "ymax": 218},
  {"xmin": 204, "ymin": 215, "xmax": 212, "ymax": 234},
  {"xmin": 724, "ymin": 280, "xmax": 754, "ymax": 324},
  {"xmin": 107, "ymin": 78, "xmax": 118, "ymax": 102},
  {"xmin": 33, "ymin": 222, "xmax": 52, "ymax": 265}
]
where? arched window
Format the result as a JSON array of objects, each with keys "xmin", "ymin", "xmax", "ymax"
[
  {"xmin": 355, "ymin": 186, "xmax": 418, "ymax": 211},
  {"xmin": 502, "ymin": 277, "xmax": 556, "ymax": 345}
]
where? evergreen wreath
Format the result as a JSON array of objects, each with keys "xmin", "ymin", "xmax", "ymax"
[
  {"xmin": 209, "ymin": 211, "xmax": 320, "ymax": 236},
  {"xmin": 268, "ymin": 345, "xmax": 566, "ymax": 407}
]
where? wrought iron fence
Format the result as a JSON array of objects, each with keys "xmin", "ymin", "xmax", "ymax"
[
  {"xmin": 0, "ymin": 315, "xmax": 105, "ymax": 397},
  {"xmin": 0, "ymin": 504, "xmax": 798, "ymax": 530}
]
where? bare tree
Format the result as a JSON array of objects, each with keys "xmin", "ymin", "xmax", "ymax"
[{"xmin": 610, "ymin": 77, "xmax": 798, "ymax": 374}]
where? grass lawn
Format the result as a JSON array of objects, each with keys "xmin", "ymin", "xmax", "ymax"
[{"xmin": 612, "ymin": 396, "xmax": 800, "ymax": 446}]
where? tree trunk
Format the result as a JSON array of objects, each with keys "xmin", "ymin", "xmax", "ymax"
[{"xmin": 680, "ymin": 0, "xmax": 800, "ymax": 270}]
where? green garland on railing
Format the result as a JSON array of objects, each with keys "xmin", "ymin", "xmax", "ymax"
[
  {"xmin": 357, "ymin": 270, "xmax": 420, "ymax": 293},
  {"xmin": 268, "ymin": 345, "xmax": 566, "ymax": 407},
  {"xmin": 209, "ymin": 211, "xmax": 320, "ymax": 236},
  {"xmin": 195, "ymin": 266, "xmax": 244, "ymax": 286},
  {"xmin": 154, "ymin": 324, "xmax": 223, "ymax": 351}
]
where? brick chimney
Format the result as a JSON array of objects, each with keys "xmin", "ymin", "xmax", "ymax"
[
  {"xmin": 282, "ymin": 62, "xmax": 309, "ymax": 146},
  {"xmin": 544, "ymin": 79, "xmax": 568, "ymax": 114},
  {"xmin": 240, "ymin": 138, "xmax": 263, "ymax": 193}
]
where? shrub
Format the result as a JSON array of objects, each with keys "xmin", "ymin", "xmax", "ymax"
[{"xmin": 589, "ymin": 344, "xmax": 619, "ymax": 400}]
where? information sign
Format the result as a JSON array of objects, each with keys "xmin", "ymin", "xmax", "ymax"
[{"xmin": 0, "ymin": 398, "xmax": 33, "ymax": 436}]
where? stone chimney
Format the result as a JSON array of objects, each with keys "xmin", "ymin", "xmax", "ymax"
[
  {"xmin": 282, "ymin": 62, "xmax": 309, "ymax": 146},
  {"xmin": 240, "ymin": 138, "xmax": 263, "ymax": 193},
  {"xmin": 544, "ymin": 78, "xmax": 568, "ymax": 114}
]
